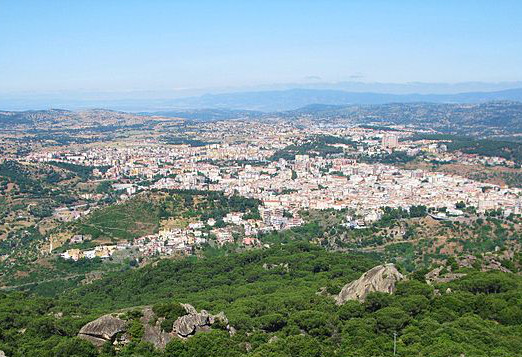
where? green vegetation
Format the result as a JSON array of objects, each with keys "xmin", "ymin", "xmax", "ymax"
[
  {"xmin": 360, "ymin": 151, "xmax": 417, "ymax": 164},
  {"xmin": 76, "ymin": 197, "xmax": 162, "ymax": 241},
  {"xmin": 0, "ymin": 160, "xmax": 45, "ymax": 194},
  {"xmin": 72, "ymin": 190, "xmax": 260, "ymax": 242},
  {"xmin": 152, "ymin": 302, "xmax": 186, "ymax": 332},
  {"xmin": 2, "ymin": 243, "xmax": 522, "ymax": 356},
  {"xmin": 270, "ymin": 135, "xmax": 356, "ymax": 161},
  {"xmin": 409, "ymin": 134, "xmax": 522, "ymax": 164},
  {"xmin": 47, "ymin": 161, "xmax": 110, "ymax": 180}
]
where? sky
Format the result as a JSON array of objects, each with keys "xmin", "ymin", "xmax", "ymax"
[{"xmin": 1, "ymin": 0, "xmax": 522, "ymax": 94}]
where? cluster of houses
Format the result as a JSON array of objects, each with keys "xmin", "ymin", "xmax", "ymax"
[
  {"xmin": 59, "ymin": 211, "xmax": 271, "ymax": 261},
  {"xmin": 60, "ymin": 245, "xmax": 117, "ymax": 261}
]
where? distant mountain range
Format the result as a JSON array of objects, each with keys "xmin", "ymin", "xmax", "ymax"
[
  {"xmin": 2, "ymin": 86, "xmax": 522, "ymax": 112},
  {"xmin": 168, "ymin": 88, "xmax": 522, "ymax": 112}
]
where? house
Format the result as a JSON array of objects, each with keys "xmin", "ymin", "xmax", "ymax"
[{"xmin": 61, "ymin": 249, "xmax": 84, "ymax": 261}]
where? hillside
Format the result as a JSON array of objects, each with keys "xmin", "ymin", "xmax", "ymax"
[
  {"xmin": 284, "ymin": 101, "xmax": 522, "ymax": 134},
  {"xmin": 3, "ymin": 100, "xmax": 522, "ymax": 136},
  {"xmin": 1, "ymin": 243, "xmax": 522, "ymax": 356},
  {"xmin": 0, "ymin": 109, "xmax": 170, "ymax": 130},
  {"xmin": 68, "ymin": 190, "xmax": 261, "ymax": 244}
]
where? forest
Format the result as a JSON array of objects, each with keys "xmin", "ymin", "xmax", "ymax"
[{"xmin": 1, "ymin": 243, "xmax": 522, "ymax": 356}]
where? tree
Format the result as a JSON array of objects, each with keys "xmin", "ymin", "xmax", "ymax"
[
  {"xmin": 257, "ymin": 313, "xmax": 287, "ymax": 332},
  {"xmin": 364, "ymin": 292, "xmax": 393, "ymax": 312},
  {"xmin": 51, "ymin": 338, "xmax": 98, "ymax": 357},
  {"xmin": 373, "ymin": 307, "xmax": 410, "ymax": 333}
]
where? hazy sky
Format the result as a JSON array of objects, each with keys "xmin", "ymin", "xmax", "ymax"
[{"xmin": 1, "ymin": 0, "xmax": 522, "ymax": 93}]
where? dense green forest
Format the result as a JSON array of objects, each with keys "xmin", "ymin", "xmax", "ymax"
[{"xmin": 1, "ymin": 243, "xmax": 522, "ymax": 356}]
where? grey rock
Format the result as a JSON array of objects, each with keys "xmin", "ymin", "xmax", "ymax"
[
  {"xmin": 228, "ymin": 325, "xmax": 237, "ymax": 337},
  {"xmin": 174, "ymin": 314, "xmax": 199, "ymax": 337},
  {"xmin": 425, "ymin": 266, "xmax": 444, "ymax": 284},
  {"xmin": 457, "ymin": 255, "xmax": 477, "ymax": 268},
  {"xmin": 268, "ymin": 336, "xmax": 279, "ymax": 344},
  {"xmin": 244, "ymin": 342, "xmax": 252, "ymax": 352},
  {"xmin": 336, "ymin": 263, "xmax": 404, "ymax": 304},
  {"xmin": 79, "ymin": 304, "xmax": 232, "ymax": 349},
  {"xmin": 457, "ymin": 254, "xmax": 511, "ymax": 273},
  {"xmin": 263, "ymin": 263, "xmax": 289, "ymax": 272},
  {"xmin": 211, "ymin": 311, "xmax": 229, "ymax": 325},
  {"xmin": 78, "ymin": 314, "xmax": 126, "ymax": 347},
  {"xmin": 173, "ymin": 305, "xmax": 230, "ymax": 338},
  {"xmin": 140, "ymin": 307, "xmax": 173, "ymax": 350},
  {"xmin": 482, "ymin": 258, "xmax": 511, "ymax": 273},
  {"xmin": 181, "ymin": 303, "xmax": 197, "ymax": 315}
]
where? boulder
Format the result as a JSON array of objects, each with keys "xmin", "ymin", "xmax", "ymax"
[
  {"xmin": 78, "ymin": 303, "xmax": 232, "ymax": 348},
  {"xmin": 336, "ymin": 263, "xmax": 404, "ymax": 304},
  {"xmin": 181, "ymin": 303, "xmax": 198, "ymax": 315},
  {"xmin": 171, "ymin": 304, "xmax": 231, "ymax": 338},
  {"xmin": 173, "ymin": 307, "xmax": 212, "ymax": 337},
  {"xmin": 482, "ymin": 258, "xmax": 511, "ymax": 273},
  {"xmin": 140, "ymin": 307, "xmax": 173, "ymax": 350},
  {"xmin": 211, "ymin": 311, "xmax": 229, "ymax": 326},
  {"xmin": 78, "ymin": 314, "xmax": 126, "ymax": 347}
]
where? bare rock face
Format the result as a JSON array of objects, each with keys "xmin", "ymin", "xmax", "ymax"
[
  {"xmin": 79, "ymin": 304, "xmax": 232, "ymax": 349},
  {"xmin": 336, "ymin": 263, "xmax": 404, "ymax": 304},
  {"xmin": 140, "ymin": 307, "xmax": 173, "ymax": 350},
  {"xmin": 181, "ymin": 303, "xmax": 197, "ymax": 315},
  {"xmin": 173, "ymin": 305, "xmax": 226, "ymax": 338},
  {"xmin": 78, "ymin": 314, "xmax": 126, "ymax": 347}
]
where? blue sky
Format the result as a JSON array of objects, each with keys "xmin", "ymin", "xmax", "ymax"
[{"xmin": 1, "ymin": 0, "xmax": 521, "ymax": 93}]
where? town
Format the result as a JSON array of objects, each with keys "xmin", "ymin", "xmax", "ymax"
[{"xmin": 14, "ymin": 121, "xmax": 520, "ymax": 261}]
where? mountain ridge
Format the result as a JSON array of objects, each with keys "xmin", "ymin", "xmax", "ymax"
[{"xmin": 2, "ymin": 87, "xmax": 522, "ymax": 112}]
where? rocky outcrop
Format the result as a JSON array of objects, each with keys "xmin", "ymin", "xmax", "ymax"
[
  {"xmin": 425, "ymin": 266, "xmax": 467, "ymax": 284},
  {"xmin": 78, "ymin": 314, "xmax": 126, "ymax": 347},
  {"xmin": 336, "ymin": 263, "xmax": 404, "ymax": 304},
  {"xmin": 173, "ymin": 304, "xmax": 230, "ymax": 338},
  {"xmin": 140, "ymin": 307, "xmax": 173, "ymax": 350},
  {"xmin": 457, "ymin": 255, "xmax": 511, "ymax": 273},
  {"xmin": 173, "ymin": 311, "xmax": 211, "ymax": 337},
  {"xmin": 78, "ymin": 303, "xmax": 232, "ymax": 349}
]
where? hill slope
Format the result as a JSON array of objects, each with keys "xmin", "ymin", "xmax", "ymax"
[{"xmin": 2, "ymin": 243, "xmax": 522, "ymax": 356}]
